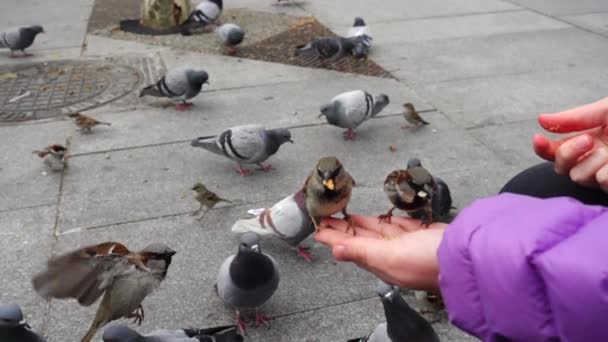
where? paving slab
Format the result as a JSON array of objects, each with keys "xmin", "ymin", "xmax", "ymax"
[
  {"xmin": 46, "ymin": 210, "xmax": 379, "ymax": 341},
  {"xmin": 562, "ymin": 12, "xmax": 608, "ymax": 36},
  {"xmin": 507, "ymin": 0, "xmax": 608, "ymax": 16},
  {"xmin": 57, "ymin": 115, "xmax": 496, "ymax": 232},
  {"xmin": 419, "ymin": 66, "xmax": 608, "ymax": 128},
  {"xmin": 69, "ymin": 75, "xmax": 432, "ymax": 154},
  {"xmin": 375, "ymin": 28, "xmax": 608, "ymax": 84},
  {"xmin": 0, "ymin": 121, "xmax": 69, "ymax": 211},
  {"xmin": 301, "ymin": 0, "xmax": 518, "ymax": 26},
  {"xmin": 0, "ymin": 205, "xmax": 56, "ymax": 333}
]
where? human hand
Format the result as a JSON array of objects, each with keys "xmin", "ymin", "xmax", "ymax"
[
  {"xmin": 533, "ymin": 97, "xmax": 608, "ymax": 192},
  {"xmin": 314, "ymin": 214, "xmax": 447, "ymax": 291}
]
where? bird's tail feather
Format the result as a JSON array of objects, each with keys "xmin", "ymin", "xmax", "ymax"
[
  {"xmin": 190, "ymin": 135, "xmax": 224, "ymax": 155},
  {"xmin": 231, "ymin": 216, "xmax": 273, "ymax": 236},
  {"xmin": 139, "ymin": 84, "xmax": 162, "ymax": 98},
  {"xmin": 81, "ymin": 320, "xmax": 101, "ymax": 342}
]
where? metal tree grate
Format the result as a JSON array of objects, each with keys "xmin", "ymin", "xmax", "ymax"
[
  {"xmin": 237, "ymin": 17, "xmax": 395, "ymax": 79},
  {"xmin": 0, "ymin": 60, "xmax": 141, "ymax": 122}
]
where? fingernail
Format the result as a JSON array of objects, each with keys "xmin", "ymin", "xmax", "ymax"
[
  {"xmin": 334, "ymin": 245, "xmax": 347, "ymax": 260},
  {"xmin": 576, "ymin": 135, "xmax": 592, "ymax": 150}
]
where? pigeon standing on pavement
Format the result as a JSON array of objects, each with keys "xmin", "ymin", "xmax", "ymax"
[
  {"xmin": 294, "ymin": 36, "xmax": 356, "ymax": 63},
  {"xmin": 102, "ymin": 324, "xmax": 243, "ymax": 342},
  {"xmin": 303, "ymin": 157, "xmax": 355, "ymax": 232},
  {"xmin": 0, "ymin": 303, "xmax": 46, "ymax": 342},
  {"xmin": 319, "ymin": 90, "xmax": 390, "ymax": 140},
  {"xmin": 182, "ymin": 0, "xmax": 223, "ymax": 31},
  {"xmin": 346, "ymin": 17, "xmax": 372, "ymax": 59},
  {"xmin": 216, "ymin": 232, "xmax": 279, "ymax": 335},
  {"xmin": 139, "ymin": 67, "xmax": 209, "ymax": 111},
  {"xmin": 68, "ymin": 113, "xmax": 111, "ymax": 133},
  {"xmin": 402, "ymin": 103, "xmax": 429, "ymax": 129},
  {"xmin": 348, "ymin": 282, "xmax": 440, "ymax": 342},
  {"xmin": 0, "ymin": 25, "xmax": 44, "ymax": 58},
  {"xmin": 215, "ymin": 23, "xmax": 245, "ymax": 56},
  {"xmin": 32, "ymin": 144, "xmax": 68, "ymax": 172},
  {"xmin": 406, "ymin": 158, "xmax": 454, "ymax": 222},
  {"xmin": 32, "ymin": 242, "xmax": 176, "ymax": 342},
  {"xmin": 231, "ymin": 190, "xmax": 316, "ymax": 261},
  {"xmin": 191, "ymin": 125, "xmax": 293, "ymax": 176}
]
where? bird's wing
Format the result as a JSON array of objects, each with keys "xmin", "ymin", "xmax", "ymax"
[
  {"xmin": 0, "ymin": 29, "xmax": 20, "ymax": 49},
  {"xmin": 163, "ymin": 68, "xmax": 190, "ymax": 98},
  {"xmin": 338, "ymin": 90, "xmax": 373, "ymax": 127},
  {"xmin": 32, "ymin": 242, "xmax": 140, "ymax": 306},
  {"xmin": 219, "ymin": 125, "xmax": 265, "ymax": 163},
  {"xmin": 315, "ymin": 38, "xmax": 341, "ymax": 59},
  {"xmin": 196, "ymin": 1, "xmax": 222, "ymax": 22}
]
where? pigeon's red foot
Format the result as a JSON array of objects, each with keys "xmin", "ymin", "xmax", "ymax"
[
  {"xmin": 257, "ymin": 163, "xmax": 273, "ymax": 172},
  {"xmin": 296, "ymin": 246, "xmax": 313, "ymax": 262},
  {"xmin": 343, "ymin": 129, "xmax": 356, "ymax": 140},
  {"xmin": 226, "ymin": 47, "xmax": 238, "ymax": 56},
  {"xmin": 237, "ymin": 167, "xmax": 251, "ymax": 176},
  {"xmin": 175, "ymin": 102, "xmax": 193, "ymax": 111},
  {"xmin": 235, "ymin": 312, "xmax": 248, "ymax": 336},
  {"xmin": 254, "ymin": 310, "xmax": 272, "ymax": 328}
]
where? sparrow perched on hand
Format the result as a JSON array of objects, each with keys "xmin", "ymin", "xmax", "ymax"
[
  {"xmin": 406, "ymin": 158, "xmax": 455, "ymax": 222},
  {"xmin": 303, "ymin": 157, "xmax": 355, "ymax": 232},
  {"xmin": 32, "ymin": 242, "xmax": 176, "ymax": 342},
  {"xmin": 192, "ymin": 182, "xmax": 231, "ymax": 218},
  {"xmin": 32, "ymin": 144, "xmax": 68, "ymax": 171},
  {"xmin": 379, "ymin": 165, "xmax": 436, "ymax": 225},
  {"xmin": 68, "ymin": 113, "xmax": 111, "ymax": 133},
  {"xmin": 402, "ymin": 103, "xmax": 429, "ymax": 129}
]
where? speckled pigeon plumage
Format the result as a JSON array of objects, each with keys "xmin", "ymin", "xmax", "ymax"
[
  {"xmin": 139, "ymin": 67, "xmax": 209, "ymax": 111},
  {"xmin": 319, "ymin": 90, "xmax": 390, "ymax": 140},
  {"xmin": 231, "ymin": 190, "xmax": 315, "ymax": 261},
  {"xmin": 346, "ymin": 17, "xmax": 372, "ymax": 59},
  {"xmin": 0, "ymin": 25, "xmax": 44, "ymax": 57},
  {"xmin": 294, "ymin": 36, "xmax": 356, "ymax": 62},
  {"xmin": 0, "ymin": 303, "xmax": 46, "ymax": 342},
  {"xmin": 190, "ymin": 125, "xmax": 293, "ymax": 176},
  {"xmin": 216, "ymin": 232, "xmax": 279, "ymax": 334},
  {"xmin": 102, "ymin": 324, "xmax": 243, "ymax": 342}
]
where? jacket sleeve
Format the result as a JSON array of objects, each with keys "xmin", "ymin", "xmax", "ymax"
[{"xmin": 437, "ymin": 193, "xmax": 608, "ymax": 342}]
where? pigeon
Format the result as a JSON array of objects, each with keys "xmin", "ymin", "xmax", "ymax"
[
  {"xmin": 0, "ymin": 25, "xmax": 44, "ymax": 58},
  {"xmin": 192, "ymin": 182, "xmax": 232, "ymax": 219},
  {"xmin": 303, "ymin": 157, "xmax": 355, "ymax": 232},
  {"xmin": 191, "ymin": 125, "xmax": 293, "ymax": 176},
  {"xmin": 182, "ymin": 0, "xmax": 223, "ymax": 30},
  {"xmin": 215, "ymin": 23, "xmax": 245, "ymax": 56},
  {"xmin": 348, "ymin": 282, "xmax": 440, "ymax": 342},
  {"xmin": 68, "ymin": 113, "xmax": 111, "ymax": 133},
  {"xmin": 231, "ymin": 189, "xmax": 316, "ymax": 261},
  {"xmin": 294, "ymin": 36, "xmax": 356, "ymax": 63},
  {"xmin": 319, "ymin": 90, "xmax": 390, "ymax": 140},
  {"xmin": 406, "ymin": 159, "xmax": 454, "ymax": 222},
  {"xmin": 32, "ymin": 144, "xmax": 68, "ymax": 171},
  {"xmin": 402, "ymin": 103, "xmax": 429, "ymax": 129},
  {"xmin": 102, "ymin": 324, "xmax": 243, "ymax": 342},
  {"xmin": 0, "ymin": 303, "xmax": 46, "ymax": 342},
  {"xmin": 346, "ymin": 17, "xmax": 372, "ymax": 59},
  {"xmin": 139, "ymin": 67, "xmax": 209, "ymax": 111},
  {"xmin": 32, "ymin": 242, "xmax": 176, "ymax": 342},
  {"xmin": 379, "ymin": 165, "xmax": 437, "ymax": 225},
  {"xmin": 217, "ymin": 232, "xmax": 279, "ymax": 335}
]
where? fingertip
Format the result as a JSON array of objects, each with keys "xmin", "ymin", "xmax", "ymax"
[
  {"xmin": 533, "ymin": 133, "xmax": 555, "ymax": 161},
  {"xmin": 333, "ymin": 245, "xmax": 348, "ymax": 261}
]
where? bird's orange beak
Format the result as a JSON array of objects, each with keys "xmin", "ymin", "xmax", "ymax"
[{"xmin": 322, "ymin": 179, "xmax": 335, "ymax": 190}]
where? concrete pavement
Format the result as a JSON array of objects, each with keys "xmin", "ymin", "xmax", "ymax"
[{"xmin": 2, "ymin": 0, "xmax": 608, "ymax": 341}]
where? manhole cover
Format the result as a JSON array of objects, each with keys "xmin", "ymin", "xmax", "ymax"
[
  {"xmin": 238, "ymin": 17, "xmax": 395, "ymax": 79},
  {"xmin": 0, "ymin": 60, "xmax": 141, "ymax": 122}
]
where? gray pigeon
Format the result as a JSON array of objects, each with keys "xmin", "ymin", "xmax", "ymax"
[
  {"xmin": 217, "ymin": 232, "xmax": 279, "ymax": 335},
  {"xmin": 0, "ymin": 25, "xmax": 44, "ymax": 58},
  {"xmin": 191, "ymin": 125, "xmax": 293, "ymax": 176},
  {"xmin": 346, "ymin": 17, "xmax": 372, "ymax": 59},
  {"xmin": 348, "ymin": 282, "xmax": 440, "ymax": 342},
  {"xmin": 319, "ymin": 90, "xmax": 390, "ymax": 140},
  {"xmin": 183, "ymin": 0, "xmax": 223, "ymax": 27},
  {"xmin": 102, "ymin": 324, "xmax": 243, "ymax": 342},
  {"xmin": 406, "ymin": 158, "xmax": 454, "ymax": 222},
  {"xmin": 215, "ymin": 23, "xmax": 245, "ymax": 55},
  {"xmin": 139, "ymin": 67, "xmax": 209, "ymax": 111},
  {"xmin": 231, "ymin": 189, "xmax": 315, "ymax": 261},
  {"xmin": 294, "ymin": 36, "xmax": 356, "ymax": 63},
  {"xmin": 0, "ymin": 303, "xmax": 46, "ymax": 342}
]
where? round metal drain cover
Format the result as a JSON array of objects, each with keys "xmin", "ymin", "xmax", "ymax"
[{"xmin": 0, "ymin": 60, "xmax": 141, "ymax": 122}]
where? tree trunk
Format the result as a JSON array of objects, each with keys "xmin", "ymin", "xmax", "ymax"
[{"xmin": 140, "ymin": 0, "xmax": 191, "ymax": 30}]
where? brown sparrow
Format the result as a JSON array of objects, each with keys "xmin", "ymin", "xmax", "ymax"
[
  {"xmin": 69, "ymin": 113, "xmax": 111, "ymax": 133},
  {"xmin": 402, "ymin": 103, "xmax": 429, "ymax": 129},
  {"xmin": 303, "ymin": 157, "xmax": 355, "ymax": 232},
  {"xmin": 191, "ymin": 182, "xmax": 231, "ymax": 218},
  {"xmin": 32, "ymin": 144, "xmax": 68, "ymax": 171},
  {"xmin": 379, "ymin": 165, "xmax": 436, "ymax": 225},
  {"xmin": 32, "ymin": 242, "xmax": 176, "ymax": 342}
]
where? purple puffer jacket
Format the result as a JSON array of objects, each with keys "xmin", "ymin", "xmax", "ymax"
[{"xmin": 437, "ymin": 193, "xmax": 608, "ymax": 342}]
